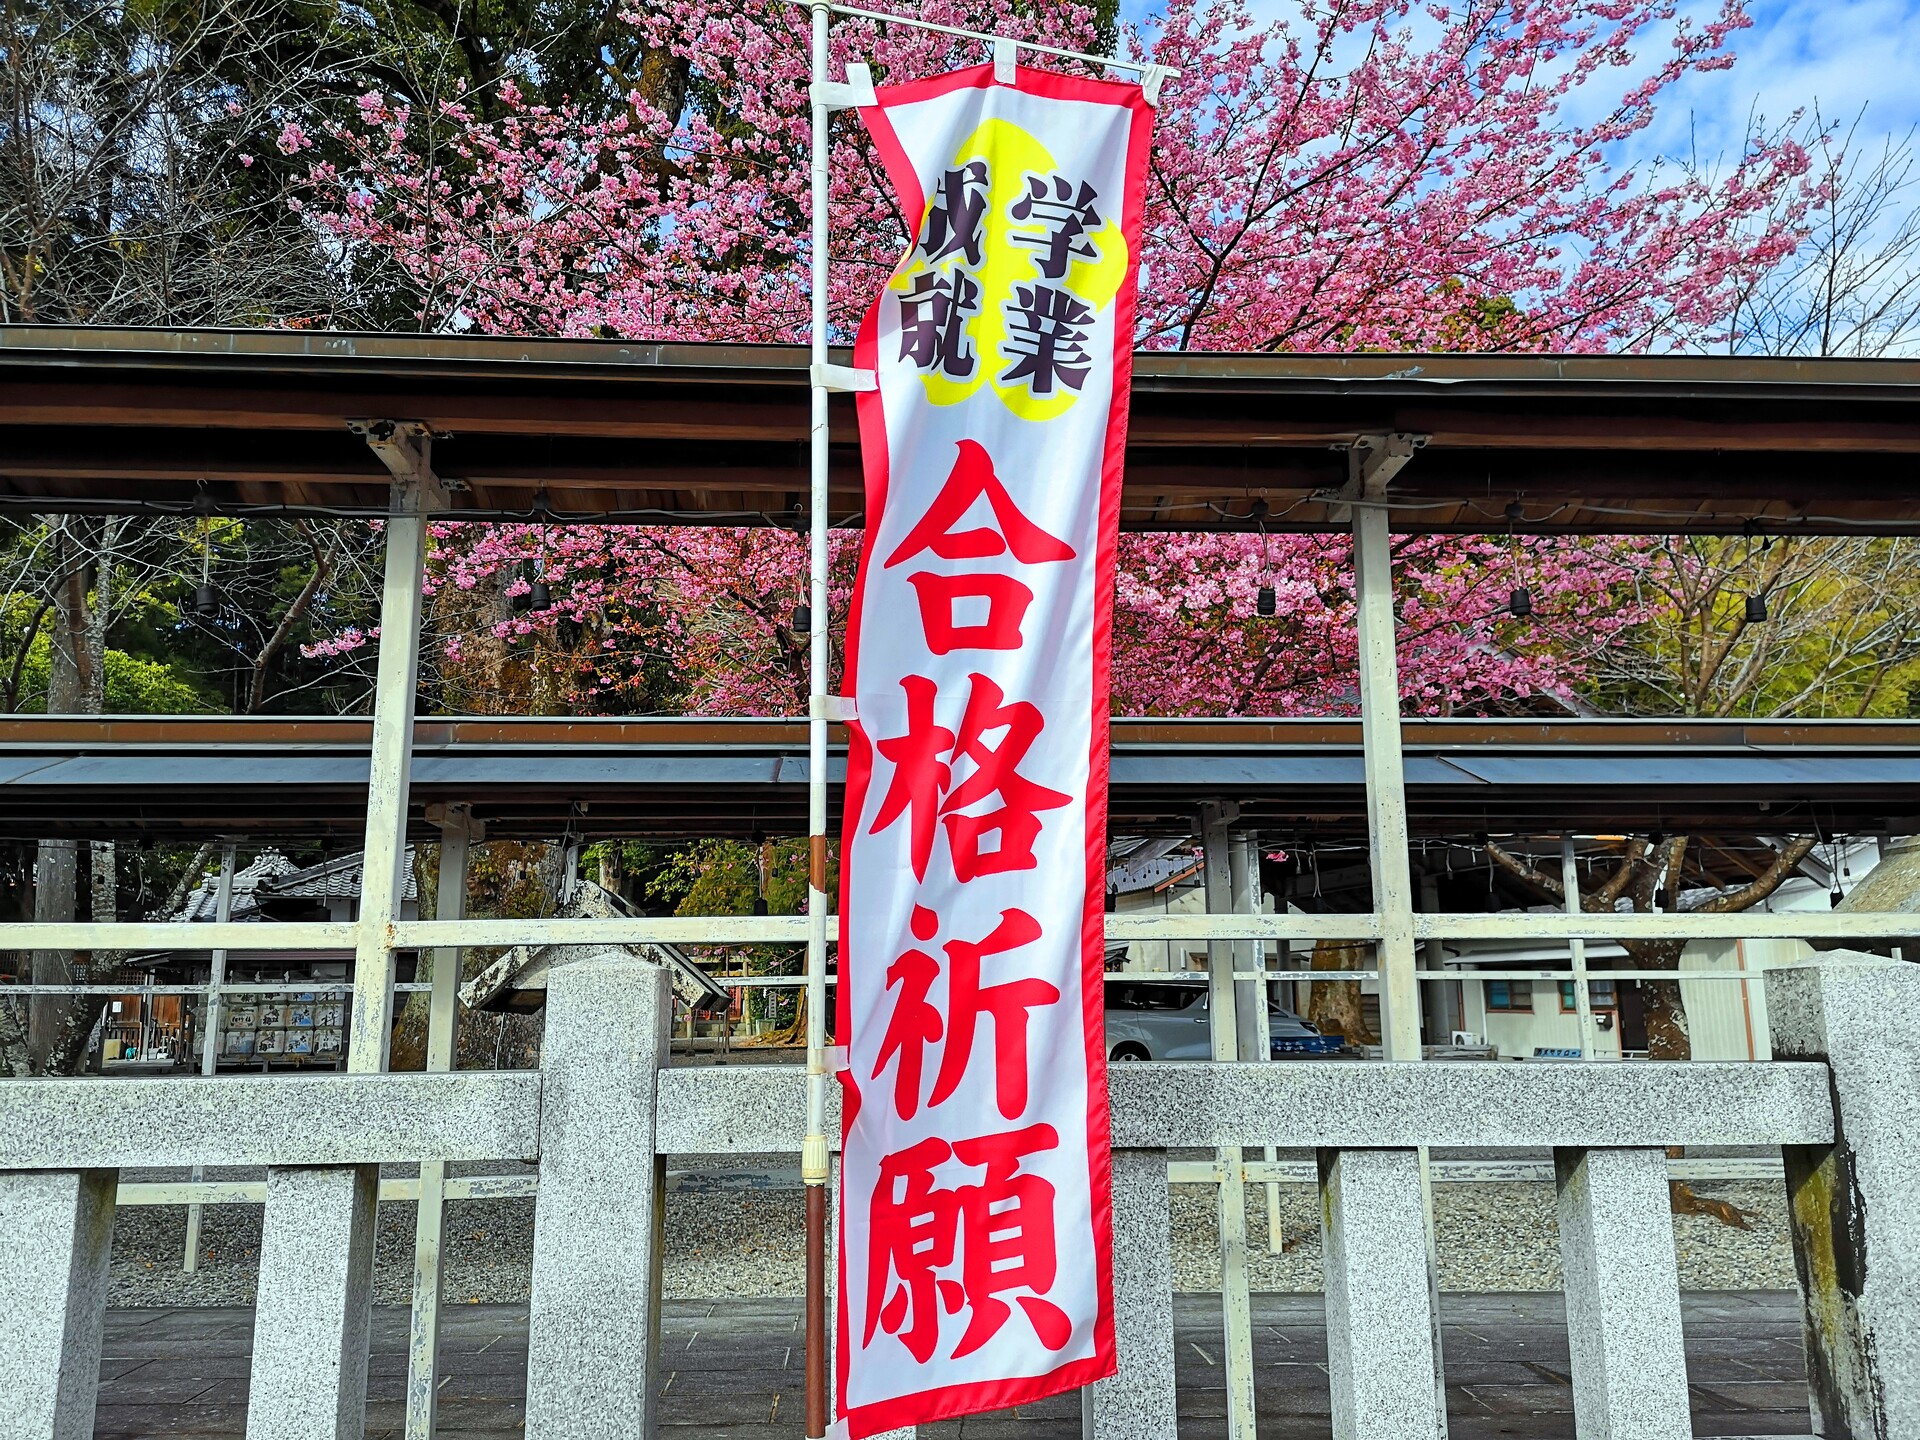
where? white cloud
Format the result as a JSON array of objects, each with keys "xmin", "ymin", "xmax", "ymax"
[{"xmin": 1631, "ymin": 0, "xmax": 1920, "ymax": 163}]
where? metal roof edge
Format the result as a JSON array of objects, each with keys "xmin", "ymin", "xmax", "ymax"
[{"xmin": 6, "ymin": 325, "xmax": 1920, "ymax": 392}]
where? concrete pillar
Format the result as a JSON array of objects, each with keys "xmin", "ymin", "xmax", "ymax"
[
  {"xmin": 1319, "ymin": 1147, "xmax": 1447, "ymax": 1440},
  {"xmin": 1554, "ymin": 1147, "xmax": 1690, "ymax": 1439},
  {"xmin": 247, "ymin": 1164, "xmax": 379, "ymax": 1440},
  {"xmin": 524, "ymin": 954, "xmax": 671, "ymax": 1440},
  {"xmin": 0, "ymin": 1169, "xmax": 116, "ymax": 1440},
  {"xmin": 1766, "ymin": 956, "xmax": 1920, "ymax": 1438},
  {"xmin": 1083, "ymin": 1149, "xmax": 1177, "ymax": 1440}
]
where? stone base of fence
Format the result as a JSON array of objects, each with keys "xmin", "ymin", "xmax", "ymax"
[{"xmin": 3, "ymin": 952, "xmax": 1919, "ymax": 1440}]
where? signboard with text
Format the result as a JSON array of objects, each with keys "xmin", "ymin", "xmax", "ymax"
[{"xmin": 836, "ymin": 61, "xmax": 1155, "ymax": 1437}]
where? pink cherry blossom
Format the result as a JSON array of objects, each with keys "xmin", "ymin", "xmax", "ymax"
[{"xmin": 296, "ymin": 0, "xmax": 1807, "ymax": 716}]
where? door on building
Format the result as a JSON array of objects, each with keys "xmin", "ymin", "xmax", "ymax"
[{"xmin": 1617, "ymin": 981, "xmax": 1649, "ymax": 1053}]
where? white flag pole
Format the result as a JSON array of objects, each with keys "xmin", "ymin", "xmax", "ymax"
[
  {"xmin": 802, "ymin": 4, "xmax": 834, "ymax": 1437},
  {"xmin": 791, "ymin": 12, "xmax": 1175, "ymax": 1429}
]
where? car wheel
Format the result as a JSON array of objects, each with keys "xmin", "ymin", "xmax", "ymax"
[{"xmin": 1109, "ymin": 1043, "xmax": 1150, "ymax": 1062}]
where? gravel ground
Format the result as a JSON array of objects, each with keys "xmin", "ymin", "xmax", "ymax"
[
  {"xmin": 106, "ymin": 1165, "xmax": 1794, "ymax": 1307},
  {"xmin": 1166, "ymin": 1178, "xmax": 1797, "ymax": 1294}
]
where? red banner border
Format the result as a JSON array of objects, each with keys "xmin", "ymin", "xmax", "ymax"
[{"xmin": 836, "ymin": 61, "xmax": 1155, "ymax": 1438}]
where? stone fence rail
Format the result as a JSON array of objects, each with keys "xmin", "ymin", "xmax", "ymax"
[{"xmin": 2, "ymin": 953, "xmax": 1917, "ymax": 1440}]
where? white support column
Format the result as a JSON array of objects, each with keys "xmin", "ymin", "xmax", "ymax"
[
  {"xmin": 1229, "ymin": 833, "xmax": 1265, "ymax": 1060},
  {"xmin": 346, "ymin": 431, "xmax": 442, "ymax": 1076},
  {"xmin": 1350, "ymin": 499, "xmax": 1448, "ymax": 1424},
  {"xmin": 1234, "ymin": 833, "xmax": 1284, "ymax": 1253},
  {"xmin": 1553, "ymin": 1147, "xmax": 1690, "ymax": 1440},
  {"xmin": 1320, "ymin": 1148, "xmax": 1448, "ymax": 1440},
  {"xmin": 1351, "ymin": 502, "xmax": 1421, "ymax": 1060},
  {"xmin": 405, "ymin": 804, "xmax": 480, "ymax": 1440},
  {"xmin": 1200, "ymin": 803, "xmax": 1241, "ymax": 1052},
  {"xmin": 1200, "ymin": 803, "xmax": 1255, "ymax": 1440},
  {"xmin": 1560, "ymin": 835, "xmax": 1601, "ymax": 1060},
  {"xmin": 184, "ymin": 840, "xmax": 236, "ymax": 1271}
]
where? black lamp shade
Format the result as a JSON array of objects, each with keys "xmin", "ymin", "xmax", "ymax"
[
  {"xmin": 528, "ymin": 580, "xmax": 551, "ymax": 609},
  {"xmin": 1508, "ymin": 587, "xmax": 1533, "ymax": 618},
  {"xmin": 793, "ymin": 603, "xmax": 813, "ymax": 635},
  {"xmin": 1256, "ymin": 585, "xmax": 1276, "ymax": 617},
  {"xmin": 193, "ymin": 583, "xmax": 218, "ymax": 616},
  {"xmin": 1745, "ymin": 593, "xmax": 1769, "ymax": 623},
  {"xmin": 752, "ymin": 896, "xmax": 769, "ymax": 917}
]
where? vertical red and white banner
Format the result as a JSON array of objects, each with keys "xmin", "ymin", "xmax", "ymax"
[{"xmin": 835, "ymin": 62, "xmax": 1154, "ymax": 1437}]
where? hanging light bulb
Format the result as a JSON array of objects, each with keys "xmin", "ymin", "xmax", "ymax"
[
  {"xmin": 1830, "ymin": 885, "xmax": 1845, "ymax": 908},
  {"xmin": 526, "ymin": 518, "xmax": 552, "ymax": 611},
  {"xmin": 1745, "ymin": 593, "xmax": 1770, "ymax": 623},
  {"xmin": 1253, "ymin": 504, "xmax": 1276, "ymax": 617},
  {"xmin": 193, "ymin": 516, "xmax": 218, "ymax": 616},
  {"xmin": 752, "ymin": 895, "xmax": 769, "ymax": 917},
  {"xmin": 793, "ymin": 602, "xmax": 812, "ymax": 635},
  {"xmin": 1507, "ymin": 587, "xmax": 1533, "ymax": 618}
]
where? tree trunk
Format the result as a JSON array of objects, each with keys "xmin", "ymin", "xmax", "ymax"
[
  {"xmin": 27, "ymin": 838, "xmax": 78, "ymax": 1074},
  {"xmin": 1306, "ymin": 939, "xmax": 1378, "ymax": 1045},
  {"xmin": 29, "ymin": 518, "xmax": 108, "ymax": 1074},
  {"xmin": 1485, "ymin": 832, "xmax": 1817, "ymax": 1229}
]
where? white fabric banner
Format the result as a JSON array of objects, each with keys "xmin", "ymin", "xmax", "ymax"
[{"xmin": 836, "ymin": 61, "xmax": 1155, "ymax": 1437}]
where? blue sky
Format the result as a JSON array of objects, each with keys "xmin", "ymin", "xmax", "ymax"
[
  {"xmin": 1640, "ymin": 0, "xmax": 1920, "ymax": 162},
  {"xmin": 1120, "ymin": 0, "xmax": 1920, "ymax": 169}
]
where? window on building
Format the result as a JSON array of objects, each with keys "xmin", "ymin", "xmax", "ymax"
[
  {"xmin": 1485, "ymin": 979, "xmax": 1532, "ymax": 1011},
  {"xmin": 1559, "ymin": 979, "xmax": 1619, "ymax": 1012}
]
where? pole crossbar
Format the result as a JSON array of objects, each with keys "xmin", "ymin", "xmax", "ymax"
[{"xmin": 775, "ymin": 0, "xmax": 1179, "ymax": 78}]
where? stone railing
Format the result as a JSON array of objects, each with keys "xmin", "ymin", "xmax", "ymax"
[{"xmin": 4, "ymin": 953, "xmax": 1918, "ymax": 1440}]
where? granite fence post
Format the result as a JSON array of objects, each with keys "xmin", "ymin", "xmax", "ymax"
[
  {"xmin": 1766, "ymin": 955, "xmax": 1920, "ymax": 1440},
  {"xmin": 524, "ymin": 952, "xmax": 671, "ymax": 1440},
  {"xmin": 0, "ymin": 1168, "xmax": 116, "ymax": 1440},
  {"xmin": 1083, "ymin": 1148, "xmax": 1177, "ymax": 1440},
  {"xmin": 1554, "ymin": 1146, "xmax": 1691, "ymax": 1440},
  {"xmin": 246, "ymin": 1163, "xmax": 379, "ymax": 1440},
  {"xmin": 1319, "ymin": 1147, "xmax": 1447, "ymax": 1440}
]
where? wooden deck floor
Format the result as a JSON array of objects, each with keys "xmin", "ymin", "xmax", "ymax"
[{"xmin": 93, "ymin": 1292, "xmax": 1813, "ymax": 1439}]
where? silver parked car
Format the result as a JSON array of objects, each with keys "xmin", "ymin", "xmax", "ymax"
[{"xmin": 1103, "ymin": 980, "xmax": 1328, "ymax": 1060}]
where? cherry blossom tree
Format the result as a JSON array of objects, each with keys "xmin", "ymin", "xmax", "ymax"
[
  {"xmin": 289, "ymin": 0, "xmax": 1813, "ymax": 719},
  {"xmin": 306, "ymin": 521, "xmax": 1646, "ymax": 719},
  {"xmin": 304, "ymin": 0, "xmax": 1812, "ymax": 351}
]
